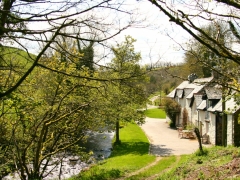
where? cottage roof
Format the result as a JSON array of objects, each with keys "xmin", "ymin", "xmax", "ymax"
[
  {"xmin": 176, "ymin": 89, "xmax": 184, "ymax": 98},
  {"xmin": 186, "ymin": 84, "xmax": 204, "ymax": 99},
  {"xmin": 176, "ymin": 81, "xmax": 190, "ymax": 89},
  {"xmin": 167, "ymin": 76, "xmax": 213, "ymax": 99},
  {"xmin": 167, "ymin": 89, "xmax": 176, "ymax": 98},
  {"xmin": 205, "ymin": 86, "xmax": 222, "ymax": 99},
  {"xmin": 197, "ymin": 100, "xmax": 206, "ymax": 110},
  {"xmin": 193, "ymin": 76, "xmax": 214, "ymax": 84},
  {"xmin": 167, "ymin": 81, "xmax": 189, "ymax": 98},
  {"xmin": 208, "ymin": 98, "xmax": 240, "ymax": 114},
  {"xmin": 208, "ymin": 100, "xmax": 221, "ymax": 112}
]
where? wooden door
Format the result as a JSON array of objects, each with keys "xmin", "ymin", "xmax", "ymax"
[{"xmin": 216, "ymin": 113, "xmax": 222, "ymax": 145}]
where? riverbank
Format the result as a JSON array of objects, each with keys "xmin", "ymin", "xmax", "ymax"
[
  {"xmin": 68, "ymin": 121, "xmax": 240, "ymax": 180},
  {"xmin": 3, "ymin": 131, "xmax": 114, "ymax": 180},
  {"xmin": 69, "ymin": 122, "xmax": 156, "ymax": 179}
]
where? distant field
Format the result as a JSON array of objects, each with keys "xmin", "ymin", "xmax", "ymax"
[{"xmin": 144, "ymin": 108, "xmax": 166, "ymax": 119}]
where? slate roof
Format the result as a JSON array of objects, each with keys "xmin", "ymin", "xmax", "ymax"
[
  {"xmin": 176, "ymin": 89, "xmax": 184, "ymax": 98},
  {"xmin": 186, "ymin": 84, "xmax": 204, "ymax": 99},
  {"xmin": 205, "ymin": 86, "xmax": 222, "ymax": 100},
  {"xmin": 167, "ymin": 77, "xmax": 214, "ymax": 99},
  {"xmin": 208, "ymin": 97, "xmax": 240, "ymax": 113},
  {"xmin": 194, "ymin": 94, "xmax": 204, "ymax": 107},
  {"xmin": 193, "ymin": 76, "xmax": 214, "ymax": 84},
  {"xmin": 167, "ymin": 89, "xmax": 176, "ymax": 98},
  {"xmin": 197, "ymin": 100, "xmax": 206, "ymax": 110}
]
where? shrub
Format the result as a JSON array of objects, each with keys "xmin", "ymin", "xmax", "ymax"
[
  {"xmin": 195, "ymin": 147, "xmax": 209, "ymax": 156},
  {"xmin": 182, "ymin": 108, "xmax": 188, "ymax": 128},
  {"xmin": 163, "ymin": 98, "xmax": 181, "ymax": 127},
  {"xmin": 169, "ymin": 121, "xmax": 175, "ymax": 128}
]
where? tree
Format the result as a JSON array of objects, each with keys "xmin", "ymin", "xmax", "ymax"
[
  {"xmin": 0, "ymin": 49, "xmax": 107, "ymax": 179},
  {"xmin": 148, "ymin": 1, "xmax": 240, "ymax": 146},
  {"xmin": 77, "ymin": 40, "xmax": 95, "ymax": 71},
  {"xmin": 105, "ymin": 36, "xmax": 148, "ymax": 144},
  {"xmin": 147, "ymin": 0, "xmax": 240, "ymax": 92},
  {"xmin": 0, "ymin": 0, "xmax": 141, "ymax": 98},
  {"xmin": 0, "ymin": 2, "xmax": 148, "ymax": 178},
  {"xmin": 181, "ymin": 21, "xmax": 238, "ymax": 146}
]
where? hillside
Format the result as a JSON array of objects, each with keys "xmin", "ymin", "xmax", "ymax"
[
  {"xmin": 145, "ymin": 65, "xmax": 186, "ymax": 97},
  {"xmin": 0, "ymin": 46, "xmax": 36, "ymax": 66}
]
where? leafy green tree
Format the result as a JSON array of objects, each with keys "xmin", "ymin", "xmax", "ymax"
[
  {"xmin": 184, "ymin": 22, "xmax": 235, "ymax": 78},
  {"xmin": 148, "ymin": 0, "xmax": 240, "ymax": 93},
  {"xmin": 0, "ymin": 0, "xmax": 139, "ymax": 98},
  {"xmin": 182, "ymin": 21, "xmax": 239, "ymax": 146},
  {"xmin": 77, "ymin": 40, "xmax": 95, "ymax": 71},
  {"xmin": 105, "ymin": 36, "xmax": 149, "ymax": 144},
  {"xmin": 0, "ymin": 49, "xmax": 106, "ymax": 179}
]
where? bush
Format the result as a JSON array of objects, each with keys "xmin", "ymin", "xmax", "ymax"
[
  {"xmin": 169, "ymin": 121, "xmax": 175, "ymax": 128},
  {"xmin": 163, "ymin": 98, "xmax": 181, "ymax": 127}
]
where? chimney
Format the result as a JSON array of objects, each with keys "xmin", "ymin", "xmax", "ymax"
[{"xmin": 188, "ymin": 73, "xmax": 198, "ymax": 83}]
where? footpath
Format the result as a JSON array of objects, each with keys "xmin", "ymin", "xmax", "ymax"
[{"xmin": 140, "ymin": 117, "xmax": 200, "ymax": 156}]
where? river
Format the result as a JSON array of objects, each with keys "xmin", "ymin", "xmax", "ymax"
[{"xmin": 3, "ymin": 131, "xmax": 114, "ymax": 180}]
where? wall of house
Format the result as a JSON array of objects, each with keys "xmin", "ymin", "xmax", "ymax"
[
  {"xmin": 208, "ymin": 113, "xmax": 216, "ymax": 145},
  {"xmin": 198, "ymin": 111, "xmax": 208, "ymax": 136},
  {"xmin": 227, "ymin": 114, "xmax": 233, "ymax": 145},
  {"xmin": 178, "ymin": 98, "xmax": 185, "ymax": 125},
  {"xmin": 185, "ymin": 99, "xmax": 191, "ymax": 124},
  {"xmin": 191, "ymin": 100, "xmax": 198, "ymax": 124}
]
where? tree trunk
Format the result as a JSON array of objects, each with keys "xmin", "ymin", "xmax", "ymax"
[
  {"xmin": 115, "ymin": 120, "xmax": 121, "ymax": 144},
  {"xmin": 222, "ymin": 93, "xmax": 227, "ymax": 147},
  {"xmin": 194, "ymin": 127, "xmax": 203, "ymax": 153}
]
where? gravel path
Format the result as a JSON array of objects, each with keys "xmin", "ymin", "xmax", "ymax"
[{"xmin": 140, "ymin": 117, "xmax": 201, "ymax": 156}]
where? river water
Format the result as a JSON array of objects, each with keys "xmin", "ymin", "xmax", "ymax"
[{"xmin": 3, "ymin": 131, "xmax": 114, "ymax": 180}]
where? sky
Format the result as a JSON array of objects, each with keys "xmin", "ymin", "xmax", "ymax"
[
  {"xmin": 15, "ymin": 0, "xmax": 191, "ymax": 66},
  {"xmin": 108, "ymin": 1, "xmax": 190, "ymax": 66}
]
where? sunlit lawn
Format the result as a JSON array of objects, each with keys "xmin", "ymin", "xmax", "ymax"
[
  {"xmin": 69, "ymin": 123, "xmax": 155, "ymax": 180},
  {"xmin": 144, "ymin": 108, "xmax": 166, "ymax": 119}
]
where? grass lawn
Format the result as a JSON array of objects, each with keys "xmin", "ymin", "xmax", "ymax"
[
  {"xmin": 144, "ymin": 108, "xmax": 166, "ymax": 119},
  {"xmin": 69, "ymin": 123, "xmax": 155, "ymax": 180},
  {"xmin": 126, "ymin": 156, "xmax": 176, "ymax": 180}
]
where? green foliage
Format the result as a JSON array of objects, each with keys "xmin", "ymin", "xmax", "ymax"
[
  {"xmin": 0, "ymin": 47, "xmax": 107, "ymax": 179},
  {"xmin": 104, "ymin": 36, "xmax": 149, "ymax": 143},
  {"xmin": 76, "ymin": 41, "xmax": 95, "ymax": 71},
  {"xmin": 70, "ymin": 167, "xmax": 122, "ymax": 180},
  {"xmin": 163, "ymin": 98, "xmax": 181, "ymax": 127},
  {"xmin": 145, "ymin": 68, "xmax": 180, "ymax": 97},
  {"xmin": 158, "ymin": 146, "xmax": 240, "ymax": 179},
  {"xmin": 144, "ymin": 108, "xmax": 166, "ymax": 119},
  {"xmin": 182, "ymin": 108, "xmax": 188, "ymax": 128},
  {"xmin": 195, "ymin": 147, "xmax": 209, "ymax": 156},
  {"xmin": 0, "ymin": 37, "xmax": 150, "ymax": 179},
  {"xmin": 169, "ymin": 120, "xmax": 175, "ymax": 128}
]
